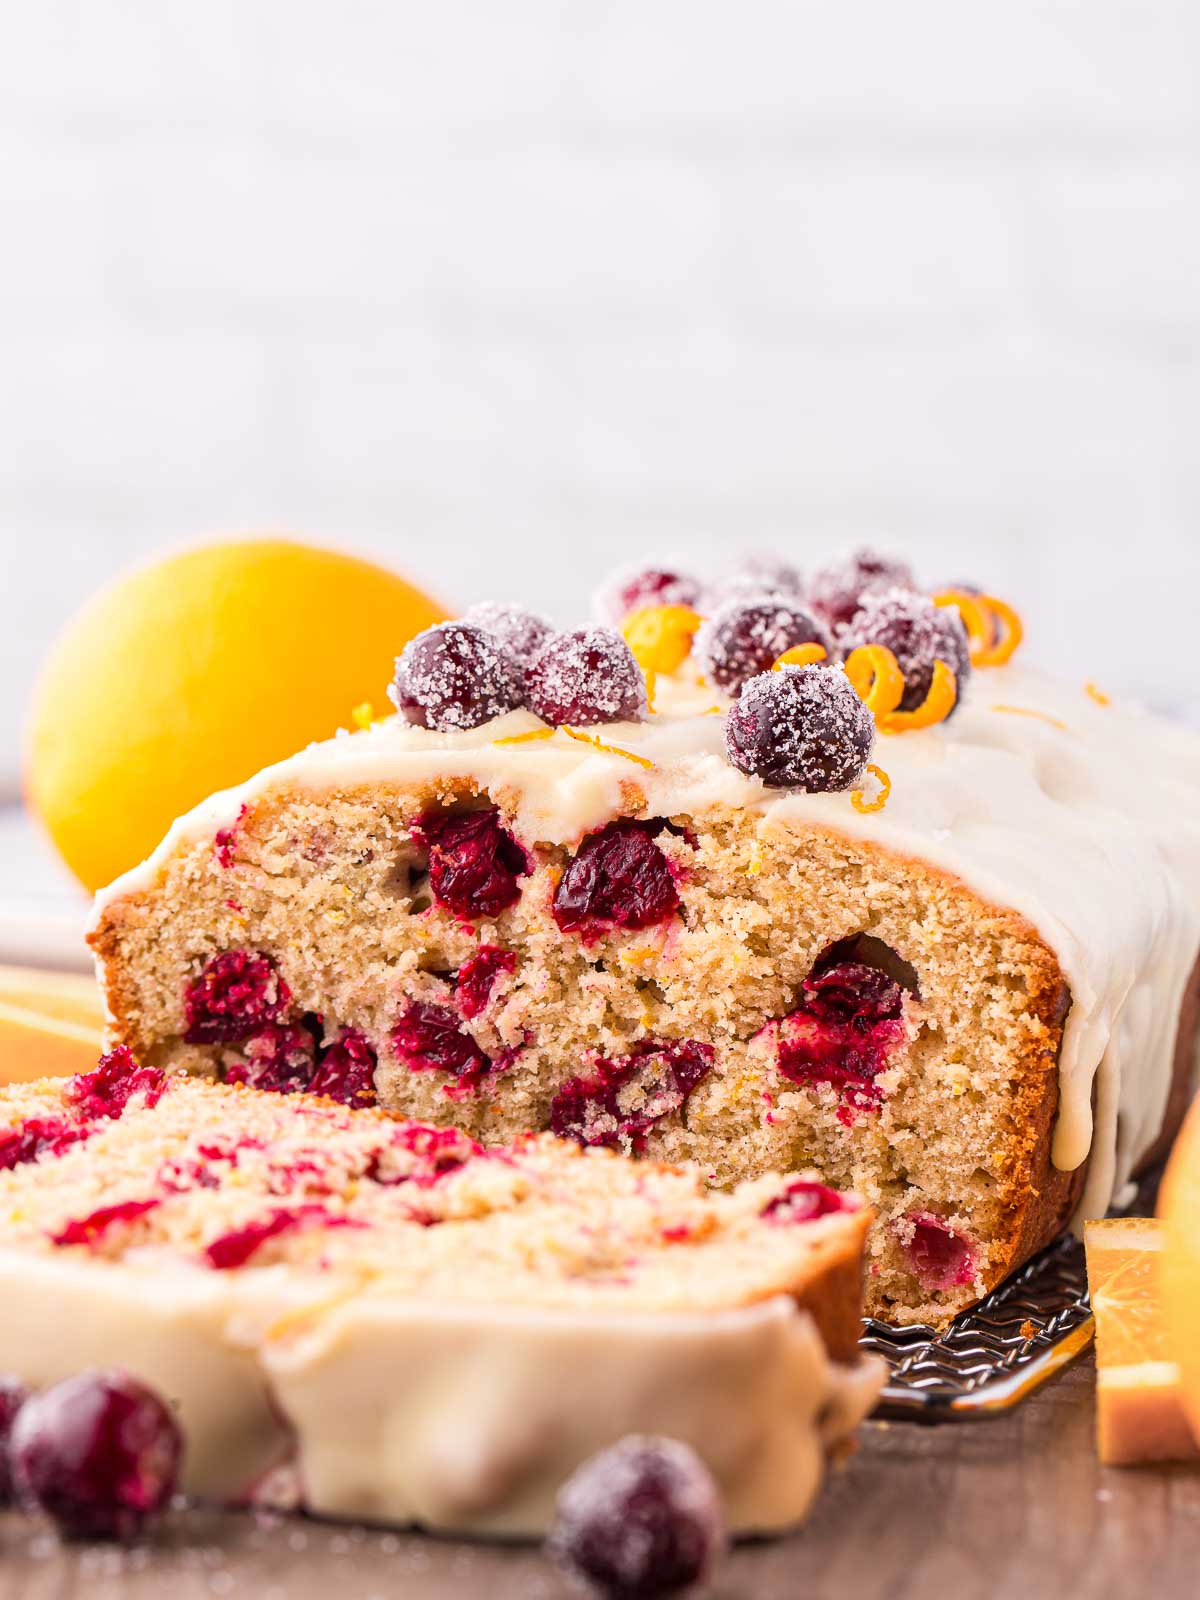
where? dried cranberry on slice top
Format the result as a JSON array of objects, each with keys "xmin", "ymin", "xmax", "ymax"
[
  {"xmin": 456, "ymin": 945, "xmax": 517, "ymax": 1020},
  {"xmin": 525, "ymin": 627, "xmax": 648, "ymax": 727},
  {"xmin": 12, "ymin": 1370, "xmax": 182, "ymax": 1542},
  {"xmin": 548, "ymin": 1435, "xmax": 726, "ymax": 1600},
  {"xmin": 774, "ymin": 959, "xmax": 906, "ymax": 1120},
  {"xmin": 0, "ymin": 1116, "xmax": 92, "ymax": 1172},
  {"xmin": 416, "ymin": 807, "xmax": 529, "ymax": 921},
  {"xmin": 390, "ymin": 622, "xmax": 525, "ymax": 732},
  {"xmin": 550, "ymin": 1039, "xmax": 713, "ymax": 1151},
  {"xmin": 392, "ymin": 1001, "xmax": 493, "ymax": 1090},
  {"xmin": 183, "ymin": 951, "xmax": 291, "ymax": 1045},
  {"xmin": 553, "ymin": 819, "xmax": 681, "ymax": 939},
  {"xmin": 901, "ymin": 1212, "xmax": 976, "ymax": 1291},
  {"xmin": 50, "ymin": 1199, "xmax": 160, "ymax": 1250}
]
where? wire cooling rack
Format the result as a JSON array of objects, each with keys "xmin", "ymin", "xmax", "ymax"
[{"xmin": 862, "ymin": 1226, "xmax": 1097, "ymax": 1419}]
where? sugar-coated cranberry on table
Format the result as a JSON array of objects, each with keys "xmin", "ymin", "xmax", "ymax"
[{"xmin": 0, "ymin": 1375, "xmax": 29, "ymax": 1503}]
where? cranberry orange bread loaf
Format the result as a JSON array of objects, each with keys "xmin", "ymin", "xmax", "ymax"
[
  {"xmin": 89, "ymin": 553, "xmax": 1200, "ymax": 1327},
  {"xmin": 0, "ymin": 1058, "xmax": 879, "ymax": 1534}
]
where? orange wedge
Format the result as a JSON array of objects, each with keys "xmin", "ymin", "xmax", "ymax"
[
  {"xmin": 0, "ymin": 965, "xmax": 105, "ymax": 1085},
  {"xmin": 1084, "ymin": 1216, "xmax": 1199, "ymax": 1465}
]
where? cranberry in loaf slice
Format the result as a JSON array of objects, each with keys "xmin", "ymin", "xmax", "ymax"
[{"xmin": 0, "ymin": 1057, "xmax": 880, "ymax": 1537}]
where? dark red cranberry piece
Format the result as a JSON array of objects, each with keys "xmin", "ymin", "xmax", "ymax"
[
  {"xmin": 726, "ymin": 664, "xmax": 874, "ymax": 792},
  {"xmin": 525, "ymin": 627, "xmax": 647, "ymax": 727},
  {"xmin": 695, "ymin": 597, "xmax": 831, "ymax": 696},
  {"xmin": 390, "ymin": 622, "xmax": 524, "ymax": 732},
  {"xmin": 548, "ymin": 1435, "xmax": 726, "ymax": 1600},
  {"xmin": 51, "ymin": 1199, "xmax": 160, "ymax": 1249},
  {"xmin": 392, "ymin": 1001, "xmax": 492, "ymax": 1088},
  {"xmin": 902, "ymin": 1212, "xmax": 976, "ymax": 1291},
  {"xmin": 203, "ymin": 1203, "xmax": 345, "ymax": 1270},
  {"xmin": 417, "ymin": 807, "xmax": 528, "ymax": 920},
  {"xmin": 456, "ymin": 945, "xmax": 517, "ymax": 1019},
  {"xmin": 775, "ymin": 960, "xmax": 905, "ymax": 1118},
  {"xmin": 0, "ymin": 1116, "xmax": 92, "ymax": 1172},
  {"xmin": 224, "ymin": 1022, "xmax": 317, "ymax": 1095},
  {"xmin": 762, "ymin": 1179, "xmax": 853, "ymax": 1224},
  {"xmin": 309, "ymin": 1029, "xmax": 377, "ymax": 1108},
  {"xmin": 600, "ymin": 567, "xmax": 705, "ymax": 623},
  {"xmin": 806, "ymin": 547, "xmax": 917, "ymax": 631},
  {"xmin": 460, "ymin": 601, "xmax": 554, "ymax": 666},
  {"xmin": 553, "ymin": 820, "xmax": 680, "ymax": 938},
  {"xmin": 212, "ymin": 803, "xmax": 248, "ymax": 869},
  {"xmin": 0, "ymin": 1376, "xmax": 28, "ymax": 1504},
  {"xmin": 11, "ymin": 1370, "xmax": 182, "ymax": 1541},
  {"xmin": 67, "ymin": 1047, "xmax": 166, "ymax": 1120},
  {"xmin": 550, "ymin": 1039, "xmax": 713, "ymax": 1151},
  {"xmin": 183, "ymin": 951, "xmax": 291, "ymax": 1045},
  {"xmin": 839, "ymin": 589, "xmax": 971, "ymax": 714}
]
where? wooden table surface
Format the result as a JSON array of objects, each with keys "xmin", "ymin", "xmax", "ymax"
[{"xmin": 4, "ymin": 1350, "xmax": 1198, "ymax": 1600}]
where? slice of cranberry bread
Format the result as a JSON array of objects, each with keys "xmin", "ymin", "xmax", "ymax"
[
  {"xmin": 0, "ymin": 1058, "xmax": 879, "ymax": 1535},
  {"xmin": 88, "ymin": 561, "xmax": 1200, "ymax": 1328}
]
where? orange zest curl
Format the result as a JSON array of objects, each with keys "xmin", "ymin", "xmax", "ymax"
[
  {"xmin": 842, "ymin": 644, "xmax": 905, "ymax": 717},
  {"xmin": 990, "ymin": 704, "xmax": 1068, "ymax": 732},
  {"xmin": 974, "ymin": 595, "xmax": 1023, "ymax": 666},
  {"xmin": 851, "ymin": 763, "xmax": 892, "ymax": 814},
  {"xmin": 350, "ymin": 701, "xmax": 376, "ymax": 731},
  {"xmin": 643, "ymin": 667, "xmax": 657, "ymax": 713},
  {"xmin": 562, "ymin": 726, "xmax": 655, "ymax": 769},
  {"xmin": 622, "ymin": 605, "xmax": 704, "ymax": 675},
  {"xmin": 878, "ymin": 660, "xmax": 958, "ymax": 733},
  {"xmin": 492, "ymin": 728, "xmax": 556, "ymax": 746},
  {"xmin": 1086, "ymin": 681, "xmax": 1112, "ymax": 708},
  {"xmin": 934, "ymin": 590, "xmax": 1024, "ymax": 668},
  {"xmin": 772, "ymin": 643, "xmax": 828, "ymax": 671}
]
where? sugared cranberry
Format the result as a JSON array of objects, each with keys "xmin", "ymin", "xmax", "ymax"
[
  {"xmin": 12, "ymin": 1370, "xmax": 182, "ymax": 1541},
  {"xmin": 695, "ymin": 597, "xmax": 831, "ymax": 696},
  {"xmin": 553, "ymin": 820, "xmax": 680, "ymax": 939},
  {"xmin": 67, "ymin": 1048, "xmax": 166, "ymax": 1120},
  {"xmin": 392, "ymin": 1001, "xmax": 493, "ymax": 1088},
  {"xmin": 525, "ymin": 627, "xmax": 647, "ymax": 727},
  {"xmin": 774, "ymin": 959, "xmax": 905, "ymax": 1119},
  {"xmin": 599, "ymin": 567, "xmax": 705, "ymax": 624},
  {"xmin": 183, "ymin": 951, "xmax": 291, "ymax": 1046},
  {"xmin": 725, "ymin": 554, "xmax": 805, "ymax": 601},
  {"xmin": 460, "ymin": 601, "xmax": 554, "ymax": 666},
  {"xmin": 839, "ymin": 588, "xmax": 971, "ymax": 713},
  {"xmin": 224, "ymin": 1022, "xmax": 317, "ymax": 1095},
  {"xmin": 390, "ymin": 622, "xmax": 525, "ymax": 732},
  {"xmin": 309, "ymin": 1029, "xmax": 378, "ymax": 1108},
  {"xmin": 806, "ymin": 547, "xmax": 917, "ymax": 631},
  {"xmin": 456, "ymin": 945, "xmax": 517, "ymax": 1019},
  {"xmin": 550, "ymin": 1039, "xmax": 713, "ymax": 1151},
  {"xmin": 51, "ymin": 1198, "xmax": 160, "ymax": 1249},
  {"xmin": 901, "ymin": 1212, "xmax": 976, "ymax": 1291},
  {"xmin": 548, "ymin": 1435, "xmax": 726, "ymax": 1600},
  {"xmin": 762, "ymin": 1179, "xmax": 853, "ymax": 1223},
  {"xmin": 0, "ymin": 1116, "xmax": 91, "ymax": 1172},
  {"xmin": 725, "ymin": 664, "xmax": 875, "ymax": 791},
  {"xmin": 0, "ymin": 1376, "xmax": 28, "ymax": 1504},
  {"xmin": 417, "ymin": 807, "xmax": 529, "ymax": 920}
]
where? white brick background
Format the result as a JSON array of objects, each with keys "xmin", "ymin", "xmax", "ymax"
[{"xmin": 2, "ymin": 0, "xmax": 1200, "ymax": 785}]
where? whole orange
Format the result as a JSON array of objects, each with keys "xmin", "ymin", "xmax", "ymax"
[{"xmin": 26, "ymin": 539, "xmax": 444, "ymax": 892}]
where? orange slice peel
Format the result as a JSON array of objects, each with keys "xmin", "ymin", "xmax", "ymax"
[
  {"xmin": 878, "ymin": 660, "xmax": 957, "ymax": 733},
  {"xmin": 622, "ymin": 605, "xmax": 704, "ymax": 675},
  {"xmin": 772, "ymin": 643, "xmax": 828, "ymax": 672},
  {"xmin": 843, "ymin": 644, "xmax": 905, "ymax": 717}
]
